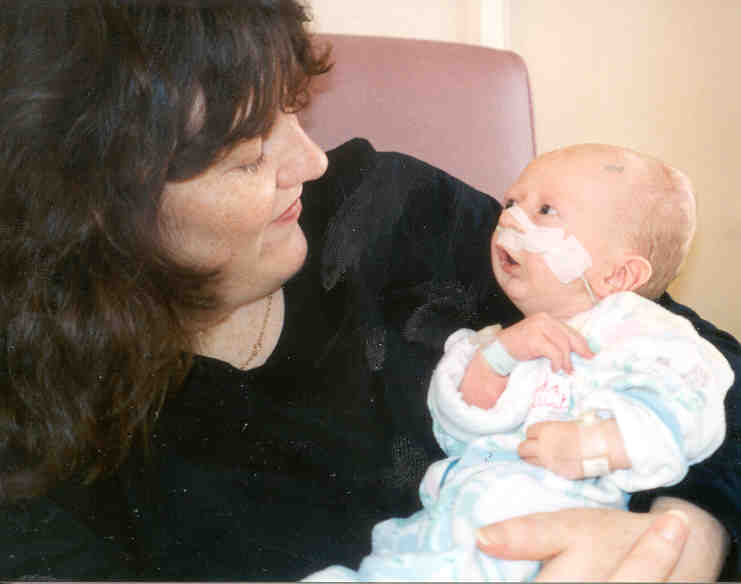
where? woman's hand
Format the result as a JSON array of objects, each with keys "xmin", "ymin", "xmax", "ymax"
[
  {"xmin": 602, "ymin": 510, "xmax": 690, "ymax": 582},
  {"xmin": 497, "ymin": 313, "xmax": 594, "ymax": 373},
  {"xmin": 476, "ymin": 498, "xmax": 728, "ymax": 581}
]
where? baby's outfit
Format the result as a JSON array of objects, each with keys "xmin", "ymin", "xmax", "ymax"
[{"xmin": 306, "ymin": 292, "xmax": 733, "ymax": 581}]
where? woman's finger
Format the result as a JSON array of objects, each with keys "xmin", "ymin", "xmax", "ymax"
[
  {"xmin": 478, "ymin": 507, "xmax": 694, "ymax": 582},
  {"xmin": 476, "ymin": 511, "xmax": 571, "ymax": 561},
  {"xmin": 607, "ymin": 510, "xmax": 689, "ymax": 582}
]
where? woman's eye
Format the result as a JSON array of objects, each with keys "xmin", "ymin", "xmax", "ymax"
[
  {"xmin": 504, "ymin": 199, "xmax": 516, "ymax": 209},
  {"xmin": 239, "ymin": 153, "xmax": 266, "ymax": 174},
  {"xmin": 539, "ymin": 204, "xmax": 558, "ymax": 216}
]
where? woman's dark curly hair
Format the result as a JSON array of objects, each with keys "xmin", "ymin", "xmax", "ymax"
[{"xmin": 0, "ymin": 0, "xmax": 330, "ymax": 500}]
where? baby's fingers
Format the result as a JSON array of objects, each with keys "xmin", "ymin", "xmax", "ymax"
[
  {"xmin": 525, "ymin": 421, "xmax": 549, "ymax": 440},
  {"xmin": 541, "ymin": 329, "xmax": 571, "ymax": 372},
  {"xmin": 545, "ymin": 323, "xmax": 594, "ymax": 372},
  {"xmin": 565, "ymin": 325, "xmax": 595, "ymax": 359},
  {"xmin": 517, "ymin": 438, "xmax": 540, "ymax": 461}
]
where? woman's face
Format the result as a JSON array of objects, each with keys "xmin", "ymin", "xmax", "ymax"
[{"xmin": 159, "ymin": 112, "xmax": 328, "ymax": 311}]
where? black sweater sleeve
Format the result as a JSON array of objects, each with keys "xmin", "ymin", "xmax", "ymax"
[
  {"xmin": 0, "ymin": 483, "xmax": 134, "ymax": 579},
  {"xmin": 304, "ymin": 139, "xmax": 524, "ymax": 490}
]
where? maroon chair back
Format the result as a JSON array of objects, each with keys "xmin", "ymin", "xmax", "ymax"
[{"xmin": 300, "ymin": 34, "xmax": 537, "ymax": 199}]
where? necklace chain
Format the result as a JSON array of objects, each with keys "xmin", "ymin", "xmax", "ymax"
[{"xmin": 240, "ymin": 292, "xmax": 273, "ymax": 370}]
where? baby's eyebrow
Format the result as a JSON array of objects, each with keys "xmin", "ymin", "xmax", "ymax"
[{"xmin": 603, "ymin": 164, "xmax": 625, "ymax": 173}]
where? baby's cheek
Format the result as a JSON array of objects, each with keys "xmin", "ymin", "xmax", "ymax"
[{"xmin": 489, "ymin": 233, "xmax": 499, "ymax": 273}]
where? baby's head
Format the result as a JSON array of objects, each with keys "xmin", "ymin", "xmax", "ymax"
[{"xmin": 492, "ymin": 144, "xmax": 696, "ymax": 318}]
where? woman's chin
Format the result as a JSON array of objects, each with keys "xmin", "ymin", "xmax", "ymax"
[{"xmin": 264, "ymin": 225, "xmax": 308, "ymax": 283}]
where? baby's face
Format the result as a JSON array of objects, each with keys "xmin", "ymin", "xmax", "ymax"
[{"xmin": 491, "ymin": 148, "xmax": 628, "ymax": 317}]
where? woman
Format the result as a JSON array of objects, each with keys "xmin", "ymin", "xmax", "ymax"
[{"xmin": 0, "ymin": 1, "xmax": 737, "ymax": 580}]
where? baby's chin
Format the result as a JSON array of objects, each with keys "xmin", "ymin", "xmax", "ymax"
[
  {"xmin": 492, "ymin": 268, "xmax": 565, "ymax": 317},
  {"xmin": 492, "ymin": 268, "xmax": 525, "ymax": 311}
]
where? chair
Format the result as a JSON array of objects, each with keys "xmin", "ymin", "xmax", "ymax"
[{"xmin": 299, "ymin": 33, "xmax": 537, "ymax": 199}]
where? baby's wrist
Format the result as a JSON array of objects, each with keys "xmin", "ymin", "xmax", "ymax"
[
  {"xmin": 477, "ymin": 325, "xmax": 519, "ymax": 376},
  {"xmin": 577, "ymin": 410, "xmax": 630, "ymax": 476}
]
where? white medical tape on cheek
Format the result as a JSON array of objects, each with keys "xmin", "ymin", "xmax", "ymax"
[
  {"xmin": 542, "ymin": 236, "xmax": 592, "ymax": 284},
  {"xmin": 497, "ymin": 204, "xmax": 592, "ymax": 284}
]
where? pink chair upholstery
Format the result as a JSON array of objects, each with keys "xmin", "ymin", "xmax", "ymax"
[{"xmin": 300, "ymin": 34, "xmax": 536, "ymax": 199}]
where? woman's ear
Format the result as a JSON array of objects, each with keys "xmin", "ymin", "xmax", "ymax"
[{"xmin": 603, "ymin": 255, "xmax": 653, "ymax": 294}]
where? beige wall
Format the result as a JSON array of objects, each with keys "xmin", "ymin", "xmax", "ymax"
[
  {"xmin": 308, "ymin": 0, "xmax": 502, "ymax": 47},
  {"xmin": 510, "ymin": 0, "xmax": 741, "ymax": 338},
  {"xmin": 309, "ymin": 0, "xmax": 741, "ymax": 339}
]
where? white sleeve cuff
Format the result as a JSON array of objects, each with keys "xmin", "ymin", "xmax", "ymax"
[{"xmin": 428, "ymin": 329, "xmax": 531, "ymax": 448}]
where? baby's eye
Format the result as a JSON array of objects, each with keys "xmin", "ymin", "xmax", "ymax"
[
  {"xmin": 504, "ymin": 199, "xmax": 516, "ymax": 209},
  {"xmin": 539, "ymin": 204, "xmax": 558, "ymax": 216}
]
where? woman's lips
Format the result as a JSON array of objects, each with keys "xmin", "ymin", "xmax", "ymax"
[{"xmin": 274, "ymin": 197, "xmax": 302, "ymax": 223}]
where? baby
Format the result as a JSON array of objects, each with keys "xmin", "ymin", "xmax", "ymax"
[{"xmin": 306, "ymin": 144, "xmax": 734, "ymax": 581}]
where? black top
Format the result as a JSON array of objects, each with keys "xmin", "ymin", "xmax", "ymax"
[{"xmin": 1, "ymin": 139, "xmax": 740, "ymax": 580}]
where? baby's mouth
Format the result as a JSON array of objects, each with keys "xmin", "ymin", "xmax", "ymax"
[{"xmin": 497, "ymin": 246, "xmax": 519, "ymax": 267}]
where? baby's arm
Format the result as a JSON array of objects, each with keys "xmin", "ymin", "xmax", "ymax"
[
  {"xmin": 428, "ymin": 327, "xmax": 533, "ymax": 456},
  {"xmin": 459, "ymin": 350, "xmax": 508, "ymax": 409},
  {"xmin": 460, "ymin": 314, "xmax": 594, "ymax": 410},
  {"xmin": 519, "ymin": 295, "xmax": 733, "ymax": 488}
]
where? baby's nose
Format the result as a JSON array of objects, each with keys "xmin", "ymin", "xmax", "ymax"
[{"xmin": 497, "ymin": 207, "xmax": 526, "ymax": 232}]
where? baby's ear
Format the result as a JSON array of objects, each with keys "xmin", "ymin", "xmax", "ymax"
[{"xmin": 604, "ymin": 255, "xmax": 653, "ymax": 293}]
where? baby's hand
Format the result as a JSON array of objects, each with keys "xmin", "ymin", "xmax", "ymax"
[
  {"xmin": 460, "ymin": 349, "xmax": 508, "ymax": 409},
  {"xmin": 518, "ymin": 421, "xmax": 585, "ymax": 479},
  {"xmin": 519, "ymin": 418, "xmax": 631, "ymax": 479},
  {"xmin": 497, "ymin": 313, "xmax": 594, "ymax": 373}
]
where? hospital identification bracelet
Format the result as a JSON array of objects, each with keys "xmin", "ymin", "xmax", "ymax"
[{"xmin": 477, "ymin": 324, "xmax": 519, "ymax": 376}]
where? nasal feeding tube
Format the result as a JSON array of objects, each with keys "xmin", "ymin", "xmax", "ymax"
[{"xmin": 496, "ymin": 204, "xmax": 597, "ymax": 304}]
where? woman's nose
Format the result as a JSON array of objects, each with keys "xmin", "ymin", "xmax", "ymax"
[{"xmin": 277, "ymin": 115, "xmax": 328, "ymax": 189}]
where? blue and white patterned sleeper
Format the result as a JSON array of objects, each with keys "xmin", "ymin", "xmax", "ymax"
[{"xmin": 306, "ymin": 292, "xmax": 733, "ymax": 581}]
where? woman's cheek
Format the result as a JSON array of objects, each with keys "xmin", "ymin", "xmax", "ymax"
[{"xmin": 159, "ymin": 198, "xmax": 232, "ymax": 270}]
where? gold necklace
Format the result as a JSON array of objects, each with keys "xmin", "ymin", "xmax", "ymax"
[{"xmin": 240, "ymin": 292, "xmax": 273, "ymax": 370}]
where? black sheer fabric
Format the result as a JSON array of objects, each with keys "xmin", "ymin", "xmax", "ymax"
[{"xmin": 1, "ymin": 139, "xmax": 739, "ymax": 580}]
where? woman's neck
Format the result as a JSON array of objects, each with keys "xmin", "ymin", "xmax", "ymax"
[{"xmin": 194, "ymin": 288, "xmax": 285, "ymax": 370}]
